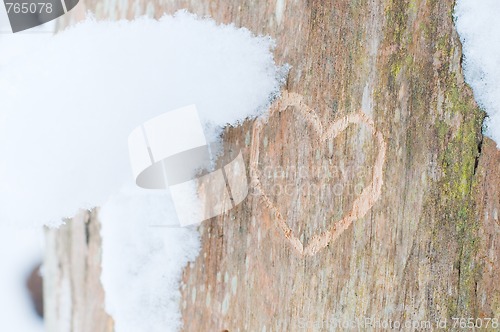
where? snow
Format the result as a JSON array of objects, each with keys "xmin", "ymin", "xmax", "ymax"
[
  {"xmin": 100, "ymin": 186, "xmax": 200, "ymax": 332},
  {"xmin": 0, "ymin": 11, "xmax": 284, "ymax": 228},
  {"xmin": 0, "ymin": 8, "xmax": 51, "ymax": 332},
  {"xmin": 0, "ymin": 10, "xmax": 284, "ymax": 332},
  {"xmin": 455, "ymin": 0, "xmax": 500, "ymax": 146},
  {"xmin": 95, "ymin": 14, "xmax": 283, "ymax": 331},
  {"xmin": 0, "ymin": 1, "xmax": 494, "ymax": 331},
  {"xmin": 0, "ymin": 227, "xmax": 44, "ymax": 332},
  {"xmin": 0, "ymin": 7, "xmax": 55, "ymax": 66}
]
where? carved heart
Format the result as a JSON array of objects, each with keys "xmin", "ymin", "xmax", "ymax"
[{"xmin": 250, "ymin": 91, "xmax": 387, "ymax": 257}]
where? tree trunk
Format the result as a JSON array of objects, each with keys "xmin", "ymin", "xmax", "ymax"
[
  {"xmin": 46, "ymin": 0, "xmax": 500, "ymax": 331},
  {"xmin": 44, "ymin": 210, "xmax": 114, "ymax": 332}
]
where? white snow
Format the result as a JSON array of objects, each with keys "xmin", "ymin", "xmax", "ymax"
[
  {"xmin": 0, "ymin": 6, "xmax": 55, "ymax": 66},
  {"xmin": 0, "ymin": 10, "xmax": 284, "ymax": 332},
  {"xmin": 0, "ymin": 226, "xmax": 44, "ymax": 332},
  {"xmin": 100, "ymin": 186, "xmax": 200, "ymax": 332},
  {"xmin": 455, "ymin": 0, "xmax": 500, "ymax": 146},
  {"xmin": 0, "ymin": 11, "xmax": 284, "ymax": 227},
  {"xmin": 0, "ymin": 8, "xmax": 51, "ymax": 332}
]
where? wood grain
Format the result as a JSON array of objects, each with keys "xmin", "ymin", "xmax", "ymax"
[{"xmin": 45, "ymin": 0, "xmax": 500, "ymax": 331}]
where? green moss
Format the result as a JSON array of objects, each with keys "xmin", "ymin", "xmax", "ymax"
[
  {"xmin": 408, "ymin": 0, "xmax": 418, "ymax": 13},
  {"xmin": 436, "ymin": 69, "xmax": 485, "ymax": 317},
  {"xmin": 437, "ymin": 34, "xmax": 451, "ymax": 57},
  {"xmin": 378, "ymin": 0, "xmax": 487, "ymax": 323},
  {"xmin": 384, "ymin": 0, "xmax": 419, "ymax": 91},
  {"xmin": 385, "ymin": 0, "xmax": 410, "ymax": 45},
  {"xmin": 390, "ymin": 62, "xmax": 402, "ymax": 78}
]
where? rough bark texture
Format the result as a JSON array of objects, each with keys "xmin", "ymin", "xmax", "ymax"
[
  {"xmin": 44, "ymin": 210, "xmax": 114, "ymax": 332},
  {"xmin": 474, "ymin": 139, "xmax": 500, "ymax": 321},
  {"xmin": 47, "ymin": 0, "xmax": 500, "ymax": 331}
]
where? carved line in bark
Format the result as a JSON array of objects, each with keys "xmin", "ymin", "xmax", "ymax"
[{"xmin": 250, "ymin": 91, "xmax": 387, "ymax": 256}]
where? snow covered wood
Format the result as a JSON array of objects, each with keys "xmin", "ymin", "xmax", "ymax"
[{"xmin": 45, "ymin": 0, "xmax": 500, "ymax": 331}]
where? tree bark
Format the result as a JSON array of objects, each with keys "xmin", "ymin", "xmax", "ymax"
[
  {"xmin": 46, "ymin": 0, "xmax": 500, "ymax": 331},
  {"xmin": 44, "ymin": 210, "xmax": 114, "ymax": 332}
]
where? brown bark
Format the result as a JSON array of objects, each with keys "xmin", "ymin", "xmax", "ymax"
[
  {"xmin": 44, "ymin": 210, "xmax": 114, "ymax": 332},
  {"xmin": 45, "ymin": 0, "xmax": 500, "ymax": 331}
]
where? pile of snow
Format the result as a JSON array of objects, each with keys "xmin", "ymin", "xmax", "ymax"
[
  {"xmin": 0, "ymin": 11, "xmax": 284, "ymax": 227},
  {"xmin": 100, "ymin": 187, "xmax": 200, "ymax": 332},
  {"xmin": 455, "ymin": 0, "xmax": 500, "ymax": 146},
  {"xmin": 0, "ymin": 11, "xmax": 284, "ymax": 332}
]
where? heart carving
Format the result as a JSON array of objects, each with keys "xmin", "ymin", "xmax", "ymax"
[{"xmin": 250, "ymin": 91, "xmax": 387, "ymax": 257}]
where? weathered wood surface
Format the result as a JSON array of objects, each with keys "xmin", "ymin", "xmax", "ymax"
[
  {"xmin": 474, "ymin": 139, "xmax": 500, "ymax": 321},
  {"xmin": 46, "ymin": 0, "xmax": 500, "ymax": 331},
  {"xmin": 44, "ymin": 210, "xmax": 114, "ymax": 332}
]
